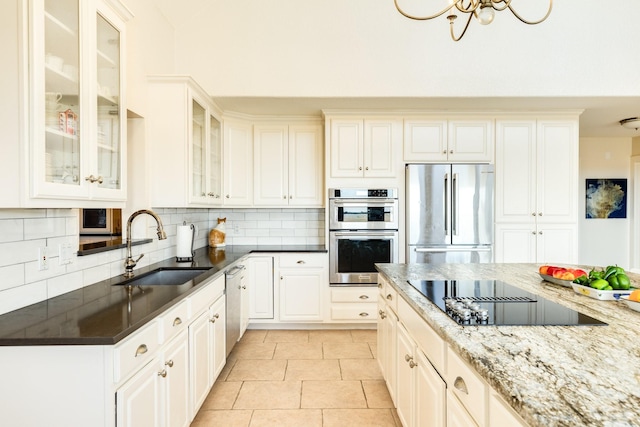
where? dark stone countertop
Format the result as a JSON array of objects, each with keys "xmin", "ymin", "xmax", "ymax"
[{"xmin": 0, "ymin": 245, "xmax": 326, "ymax": 346}]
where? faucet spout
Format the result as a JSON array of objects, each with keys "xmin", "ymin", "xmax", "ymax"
[{"xmin": 123, "ymin": 209, "xmax": 167, "ymax": 278}]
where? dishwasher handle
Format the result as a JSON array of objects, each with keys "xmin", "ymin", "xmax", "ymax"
[{"xmin": 226, "ymin": 264, "xmax": 245, "ymax": 279}]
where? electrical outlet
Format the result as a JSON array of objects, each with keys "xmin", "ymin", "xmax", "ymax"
[
  {"xmin": 38, "ymin": 247, "xmax": 49, "ymax": 271},
  {"xmin": 233, "ymin": 223, "xmax": 240, "ymax": 235}
]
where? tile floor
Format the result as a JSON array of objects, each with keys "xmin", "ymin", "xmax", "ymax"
[{"xmin": 190, "ymin": 329, "xmax": 401, "ymax": 427}]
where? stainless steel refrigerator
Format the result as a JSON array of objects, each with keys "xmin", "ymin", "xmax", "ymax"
[{"xmin": 406, "ymin": 164, "xmax": 494, "ymax": 264}]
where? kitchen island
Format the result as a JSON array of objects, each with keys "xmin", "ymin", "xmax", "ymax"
[{"xmin": 376, "ymin": 263, "xmax": 640, "ymax": 427}]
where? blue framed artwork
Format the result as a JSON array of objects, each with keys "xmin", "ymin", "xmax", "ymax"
[{"xmin": 585, "ymin": 178, "xmax": 627, "ymax": 219}]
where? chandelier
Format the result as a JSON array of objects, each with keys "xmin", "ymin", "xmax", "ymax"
[{"xmin": 394, "ymin": 0, "xmax": 553, "ymax": 41}]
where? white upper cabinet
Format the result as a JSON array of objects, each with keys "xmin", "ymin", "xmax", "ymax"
[
  {"xmin": 404, "ymin": 118, "xmax": 493, "ymax": 163},
  {"xmin": 254, "ymin": 123, "xmax": 323, "ymax": 207},
  {"xmin": 329, "ymin": 118, "xmax": 400, "ymax": 178},
  {"xmin": 223, "ymin": 118, "xmax": 253, "ymax": 206},
  {"xmin": 22, "ymin": 0, "xmax": 131, "ymax": 206},
  {"xmin": 147, "ymin": 76, "xmax": 223, "ymax": 207},
  {"xmin": 495, "ymin": 119, "xmax": 578, "ymax": 224}
]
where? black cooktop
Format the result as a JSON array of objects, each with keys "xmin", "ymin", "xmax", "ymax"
[{"xmin": 407, "ymin": 279, "xmax": 607, "ymax": 326}]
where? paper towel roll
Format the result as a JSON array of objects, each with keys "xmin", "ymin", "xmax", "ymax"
[{"xmin": 176, "ymin": 224, "xmax": 194, "ymax": 261}]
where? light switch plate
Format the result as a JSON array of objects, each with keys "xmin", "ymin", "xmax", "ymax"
[{"xmin": 59, "ymin": 242, "xmax": 73, "ymax": 265}]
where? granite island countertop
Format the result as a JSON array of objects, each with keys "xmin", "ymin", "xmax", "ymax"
[
  {"xmin": 0, "ymin": 245, "xmax": 326, "ymax": 346},
  {"xmin": 376, "ymin": 263, "xmax": 640, "ymax": 427}
]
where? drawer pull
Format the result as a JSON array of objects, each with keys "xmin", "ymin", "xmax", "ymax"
[
  {"xmin": 359, "ymin": 295, "xmax": 369, "ymax": 300},
  {"xmin": 135, "ymin": 344, "xmax": 148, "ymax": 357},
  {"xmin": 172, "ymin": 317, "xmax": 182, "ymax": 327},
  {"xmin": 454, "ymin": 376, "xmax": 469, "ymax": 394},
  {"xmin": 158, "ymin": 369, "xmax": 167, "ymax": 378},
  {"xmin": 296, "ymin": 260, "xmax": 306, "ymax": 264},
  {"xmin": 165, "ymin": 360, "xmax": 174, "ymax": 368},
  {"xmin": 386, "ymin": 294, "xmax": 393, "ymax": 301},
  {"xmin": 359, "ymin": 312, "xmax": 369, "ymax": 317},
  {"xmin": 378, "ymin": 283, "xmax": 382, "ymax": 289}
]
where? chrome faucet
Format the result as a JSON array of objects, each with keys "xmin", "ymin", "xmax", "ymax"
[{"xmin": 123, "ymin": 209, "xmax": 167, "ymax": 278}]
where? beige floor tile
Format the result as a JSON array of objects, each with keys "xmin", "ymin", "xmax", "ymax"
[
  {"xmin": 232, "ymin": 342, "xmax": 277, "ymax": 360},
  {"xmin": 369, "ymin": 342, "xmax": 378, "ymax": 358},
  {"xmin": 351, "ymin": 329, "xmax": 377, "ymax": 343},
  {"xmin": 249, "ymin": 409, "xmax": 322, "ymax": 427},
  {"xmin": 190, "ymin": 409, "xmax": 252, "ymax": 427},
  {"xmin": 301, "ymin": 380, "xmax": 367, "ymax": 409},
  {"xmin": 240, "ymin": 329, "xmax": 267, "ymax": 343},
  {"xmin": 285, "ymin": 359, "xmax": 342, "ymax": 381},
  {"xmin": 264, "ymin": 330, "xmax": 309, "ymax": 343},
  {"xmin": 323, "ymin": 342, "xmax": 373, "ymax": 359},
  {"xmin": 340, "ymin": 359, "xmax": 383, "ymax": 380},
  {"xmin": 322, "ymin": 408, "xmax": 398, "ymax": 427},
  {"xmin": 201, "ymin": 381, "xmax": 242, "ymax": 410},
  {"xmin": 234, "ymin": 381, "xmax": 302, "ymax": 409},
  {"xmin": 308, "ymin": 329, "xmax": 353, "ymax": 343},
  {"xmin": 362, "ymin": 380, "xmax": 394, "ymax": 408},
  {"xmin": 227, "ymin": 359, "xmax": 287, "ymax": 381},
  {"xmin": 273, "ymin": 342, "xmax": 323, "ymax": 360}
]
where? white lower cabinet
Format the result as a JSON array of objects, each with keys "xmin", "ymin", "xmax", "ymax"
[
  {"xmin": 278, "ymin": 253, "xmax": 326, "ymax": 322},
  {"xmin": 189, "ymin": 295, "xmax": 226, "ymax": 418},
  {"xmin": 377, "ymin": 283, "xmax": 398, "ymax": 405},
  {"xmin": 396, "ymin": 322, "xmax": 446, "ymax": 427},
  {"xmin": 160, "ymin": 331, "xmax": 190, "ymax": 427},
  {"xmin": 489, "ymin": 390, "xmax": 527, "ymax": 427},
  {"xmin": 248, "ymin": 255, "xmax": 274, "ymax": 319},
  {"xmin": 447, "ymin": 390, "xmax": 479, "ymax": 427},
  {"xmin": 329, "ymin": 286, "xmax": 378, "ymax": 322},
  {"xmin": 116, "ymin": 355, "xmax": 162, "ymax": 427},
  {"xmin": 495, "ymin": 223, "xmax": 577, "ymax": 263}
]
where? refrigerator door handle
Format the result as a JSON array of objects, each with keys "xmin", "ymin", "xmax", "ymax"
[
  {"xmin": 452, "ymin": 173, "xmax": 459, "ymax": 236},
  {"xmin": 414, "ymin": 247, "xmax": 492, "ymax": 253},
  {"xmin": 444, "ymin": 173, "xmax": 450, "ymax": 236}
]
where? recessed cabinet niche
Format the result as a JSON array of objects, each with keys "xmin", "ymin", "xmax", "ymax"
[
  {"xmin": 22, "ymin": 0, "xmax": 131, "ymax": 206},
  {"xmin": 147, "ymin": 76, "xmax": 223, "ymax": 207}
]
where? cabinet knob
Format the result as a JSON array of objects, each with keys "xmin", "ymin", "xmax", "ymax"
[
  {"xmin": 539, "ymin": 231, "xmax": 543, "ymax": 235},
  {"xmin": 449, "ymin": 150, "xmax": 453, "ymax": 154},
  {"xmin": 409, "ymin": 360, "xmax": 418, "ymax": 368},
  {"xmin": 359, "ymin": 312, "xmax": 369, "ymax": 317},
  {"xmin": 226, "ymin": 194, "xmax": 230, "ymax": 198},
  {"xmin": 134, "ymin": 344, "xmax": 148, "ymax": 357},
  {"xmin": 538, "ymin": 212, "xmax": 543, "ymax": 216},
  {"xmin": 405, "ymin": 354, "xmax": 412, "ymax": 362},
  {"xmin": 289, "ymin": 195, "xmax": 293, "ymax": 199},
  {"xmin": 359, "ymin": 295, "xmax": 369, "ymax": 300},
  {"xmin": 158, "ymin": 369, "xmax": 167, "ymax": 378},
  {"xmin": 207, "ymin": 192, "xmax": 214, "ymax": 197},
  {"xmin": 365, "ymin": 166, "xmax": 369, "ymax": 170},
  {"xmin": 84, "ymin": 174, "xmax": 104, "ymax": 184},
  {"xmin": 242, "ymin": 285, "xmax": 247, "ymax": 289},
  {"xmin": 454, "ymin": 376, "xmax": 469, "ymax": 394},
  {"xmin": 210, "ymin": 313, "xmax": 220, "ymax": 323},
  {"xmin": 442, "ymin": 150, "xmax": 447, "ymax": 154},
  {"xmin": 531, "ymin": 212, "xmax": 536, "ymax": 216},
  {"xmin": 283, "ymin": 195, "xmax": 287, "ymax": 199},
  {"xmin": 531, "ymin": 231, "xmax": 536, "ymax": 235},
  {"xmin": 165, "ymin": 360, "xmax": 174, "ymax": 368},
  {"xmin": 358, "ymin": 166, "xmax": 363, "ymax": 171},
  {"xmin": 201, "ymin": 192, "xmax": 206, "ymax": 197}
]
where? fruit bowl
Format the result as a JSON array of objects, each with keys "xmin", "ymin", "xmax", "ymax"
[
  {"xmin": 539, "ymin": 273, "xmax": 573, "ymax": 288},
  {"xmin": 571, "ymin": 283, "xmax": 634, "ymax": 301},
  {"xmin": 620, "ymin": 295, "xmax": 640, "ymax": 313}
]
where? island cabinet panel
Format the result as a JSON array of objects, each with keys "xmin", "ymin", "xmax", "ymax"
[
  {"xmin": 446, "ymin": 347, "xmax": 488, "ymax": 427},
  {"xmin": 489, "ymin": 390, "xmax": 527, "ymax": 427},
  {"xmin": 495, "ymin": 117, "xmax": 579, "ymax": 263}
]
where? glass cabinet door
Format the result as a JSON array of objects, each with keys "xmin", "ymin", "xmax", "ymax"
[
  {"xmin": 209, "ymin": 114, "xmax": 222, "ymax": 201},
  {"xmin": 43, "ymin": 0, "xmax": 81, "ymax": 186},
  {"xmin": 95, "ymin": 12, "xmax": 121, "ymax": 190},
  {"xmin": 191, "ymin": 99, "xmax": 207, "ymax": 201}
]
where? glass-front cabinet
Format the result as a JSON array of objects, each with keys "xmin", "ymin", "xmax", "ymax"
[
  {"xmin": 189, "ymin": 96, "xmax": 222, "ymax": 205},
  {"xmin": 29, "ymin": 0, "xmax": 130, "ymax": 204}
]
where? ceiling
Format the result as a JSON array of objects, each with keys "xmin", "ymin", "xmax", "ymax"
[{"xmin": 151, "ymin": 0, "xmax": 640, "ymax": 139}]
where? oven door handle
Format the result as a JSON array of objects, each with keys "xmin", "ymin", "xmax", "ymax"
[
  {"xmin": 331, "ymin": 201, "xmax": 396, "ymax": 208},
  {"xmin": 332, "ymin": 232, "xmax": 398, "ymax": 239}
]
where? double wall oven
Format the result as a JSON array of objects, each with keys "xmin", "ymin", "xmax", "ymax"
[{"xmin": 329, "ymin": 188, "xmax": 399, "ymax": 286}]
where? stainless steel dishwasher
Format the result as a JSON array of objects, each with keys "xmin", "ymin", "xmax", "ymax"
[{"xmin": 225, "ymin": 264, "xmax": 244, "ymax": 356}]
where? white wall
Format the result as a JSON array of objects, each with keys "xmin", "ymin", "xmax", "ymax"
[{"xmin": 578, "ymin": 137, "xmax": 632, "ymax": 268}]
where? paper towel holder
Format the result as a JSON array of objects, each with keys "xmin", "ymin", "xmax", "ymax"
[{"xmin": 176, "ymin": 221, "xmax": 196, "ymax": 263}]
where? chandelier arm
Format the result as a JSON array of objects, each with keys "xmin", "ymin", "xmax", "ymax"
[
  {"xmin": 508, "ymin": 0, "xmax": 553, "ymax": 25},
  {"xmin": 449, "ymin": 12, "xmax": 474, "ymax": 42},
  {"xmin": 394, "ymin": 0, "xmax": 470, "ymax": 21},
  {"xmin": 490, "ymin": 0, "xmax": 511, "ymax": 12}
]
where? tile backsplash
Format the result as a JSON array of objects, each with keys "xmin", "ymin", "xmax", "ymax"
[{"xmin": 0, "ymin": 207, "xmax": 324, "ymax": 316}]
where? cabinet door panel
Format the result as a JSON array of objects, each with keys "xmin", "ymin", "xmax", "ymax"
[
  {"xmin": 248, "ymin": 256, "xmax": 274, "ymax": 319},
  {"xmin": 254, "ymin": 125, "xmax": 288, "ymax": 205},
  {"xmin": 116, "ymin": 359, "xmax": 162, "ymax": 427},
  {"xmin": 415, "ymin": 349, "xmax": 446, "ymax": 427},
  {"xmin": 279, "ymin": 270, "xmax": 323, "ymax": 321},
  {"xmin": 289, "ymin": 125, "xmax": 323, "ymax": 206},
  {"xmin": 396, "ymin": 323, "xmax": 414, "ymax": 427},
  {"xmin": 495, "ymin": 120, "xmax": 537, "ymax": 223},
  {"xmin": 447, "ymin": 391, "xmax": 479, "ymax": 427},
  {"xmin": 224, "ymin": 121, "xmax": 253, "ymax": 205},
  {"xmin": 495, "ymin": 224, "xmax": 536, "ymax": 263},
  {"xmin": 330, "ymin": 120, "xmax": 363, "ymax": 177},
  {"xmin": 403, "ymin": 120, "xmax": 448, "ymax": 161},
  {"xmin": 537, "ymin": 121, "xmax": 577, "ymax": 223},
  {"xmin": 537, "ymin": 224, "xmax": 577, "ymax": 264},
  {"xmin": 163, "ymin": 333, "xmax": 190, "ymax": 427},
  {"xmin": 364, "ymin": 120, "xmax": 397, "ymax": 177},
  {"xmin": 448, "ymin": 120, "xmax": 493, "ymax": 162},
  {"xmin": 210, "ymin": 297, "xmax": 227, "ymax": 380},
  {"xmin": 189, "ymin": 311, "xmax": 211, "ymax": 417}
]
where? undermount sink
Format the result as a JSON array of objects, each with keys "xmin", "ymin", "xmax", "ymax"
[{"xmin": 115, "ymin": 267, "xmax": 211, "ymax": 287}]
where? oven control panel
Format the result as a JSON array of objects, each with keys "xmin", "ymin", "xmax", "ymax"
[{"xmin": 330, "ymin": 188, "xmax": 397, "ymax": 199}]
